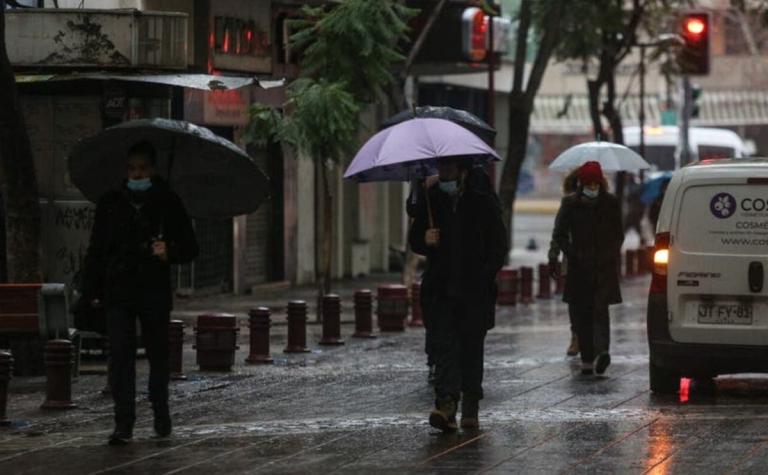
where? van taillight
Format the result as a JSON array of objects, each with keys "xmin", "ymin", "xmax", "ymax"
[{"xmin": 650, "ymin": 232, "xmax": 670, "ymax": 294}]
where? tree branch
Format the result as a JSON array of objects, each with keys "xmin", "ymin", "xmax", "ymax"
[
  {"xmin": 523, "ymin": 2, "xmax": 562, "ymax": 105},
  {"xmin": 401, "ymin": 0, "xmax": 448, "ymax": 78},
  {"xmin": 512, "ymin": 0, "xmax": 531, "ymax": 94}
]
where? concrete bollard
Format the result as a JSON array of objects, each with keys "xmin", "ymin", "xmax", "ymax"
[
  {"xmin": 0, "ymin": 351, "xmax": 12, "ymax": 425},
  {"xmin": 194, "ymin": 314, "xmax": 239, "ymax": 371},
  {"xmin": 520, "ymin": 267, "xmax": 534, "ymax": 304},
  {"xmin": 246, "ymin": 307, "xmax": 274, "ymax": 364},
  {"xmin": 409, "ymin": 283, "xmax": 424, "ymax": 327},
  {"xmin": 284, "ymin": 301, "xmax": 310, "ymax": 353},
  {"xmin": 497, "ymin": 269, "xmax": 519, "ymax": 306},
  {"xmin": 168, "ymin": 320, "xmax": 187, "ymax": 380},
  {"xmin": 319, "ymin": 295, "xmax": 345, "ymax": 346},
  {"xmin": 41, "ymin": 340, "xmax": 77, "ymax": 410},
  {"xmin": 537, "ymin": 263, "xmax": 552, "ymax": 299},
  {"xmin": 625, "ymin": 249, "xmax": 637, "ymax": 278},
  {"xmin": 353, "ymin": 290, "xmax": 376, "ymax": 338},
  {"xmin": 377, "ymin": 285, "xmax": 409, "ymax": 332}
]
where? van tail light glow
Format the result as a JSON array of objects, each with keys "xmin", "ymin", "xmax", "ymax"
[{"xmin": 650, "ymin": 232, "xmax": 671, "ymax": 294}]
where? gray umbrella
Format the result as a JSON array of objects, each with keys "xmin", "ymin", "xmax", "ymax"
[
  {"xmin": 68, "ymin": 118, "xmax": 270, "ymax": 218},
  {"xmin": 380, "ymin": 106, "xmax": 496, "ymax": 146}
]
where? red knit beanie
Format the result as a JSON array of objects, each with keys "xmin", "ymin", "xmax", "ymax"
[{"xmin": 579, "ymin": 161, "xmax": 603, "ymax": 185}]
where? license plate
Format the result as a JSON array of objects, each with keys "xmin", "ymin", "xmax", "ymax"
[{"xmin": 697, "ymin": 302, "xmax": 753, "ymax": 325}]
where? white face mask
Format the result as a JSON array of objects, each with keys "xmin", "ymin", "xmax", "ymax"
[
  {"xmin": 583, "ymin": 188, "xmax": 599, "ymax": 199},
  {"xmin": 439, "ymin": 180, "xmax": 459, "ymax": 196}
]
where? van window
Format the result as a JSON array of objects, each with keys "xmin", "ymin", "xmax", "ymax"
[
  {"xmin": 699, "ymin": 145, "xmax": 736, "ymax": 160},
  {"xmin": 676, "ymin": 184, "xmax": 768, "ymax": 255},
  {"xmin": 629, "ymin": 145, "xmax": 676, "ymax": 171}
]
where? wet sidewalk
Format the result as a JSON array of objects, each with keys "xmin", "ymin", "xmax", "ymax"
[{"xmin": 2, "ymin": 274, "xmax": 768, "ymax": 474}]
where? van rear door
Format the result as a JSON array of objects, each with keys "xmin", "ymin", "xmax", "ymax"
[{"xmin": 669, "ymin": 176, "xmax": 768, "ymax": 345}]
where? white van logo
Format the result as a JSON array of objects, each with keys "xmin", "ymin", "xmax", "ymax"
[{"xmin": 710, "ymin": 193, "xmax": 736, "ymax": 219}]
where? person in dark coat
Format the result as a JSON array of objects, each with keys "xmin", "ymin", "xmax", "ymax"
[
  {"xmin": 548, "ymin": 168, "xmax": 580, "ymax": 357},
  {"xmin": 409, "ymin": 157, "xmax": 508, "ymax": 432},
  {"xmin": 552, "ymin": 161, "xmax": 623, "ymax": 376},
  {"xmin": 82, "ymin": 141, "xmax": 199, "ymax": 445}
]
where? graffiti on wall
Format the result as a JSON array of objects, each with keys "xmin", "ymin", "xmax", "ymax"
[{"xmin": 46, "ymin": 202, "xmax": 95, "ymax": 284}]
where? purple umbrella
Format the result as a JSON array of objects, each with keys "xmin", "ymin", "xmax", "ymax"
[{"xmin": 343, "ymin": 118, "xmax": 500, "ymax": 182}]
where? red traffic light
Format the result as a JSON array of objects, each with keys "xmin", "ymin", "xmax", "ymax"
[{"xmin": 684, "ymin": 17, "xmax": 706, "ymax": 37}]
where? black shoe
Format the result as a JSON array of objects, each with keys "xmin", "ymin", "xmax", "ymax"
[
  {"xmin": 595, "ymin": 352, "xmax": 611, "ymax": 375},
  {"xmin": 427, "ymin": 365, "xmax": 436, "ymax": 386},
  {"xmin": 429, "ymin": 399, "xmax": 458, "ymax": 433},
  {"xmin": 460, "ymin": 399, "xmax": 479, "ymax": 429},
  {"xmin": 108, "ymin": 427, "xmax": 133, "ymax": 446},
  {"xmin": 153, "ymin": 406, "xmax": 172, "ymax": 438}
]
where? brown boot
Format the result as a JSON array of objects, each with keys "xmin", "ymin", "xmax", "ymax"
[
  {"xmin": 460, "ymin": 399, "xmax": 479, "ymax": 429},
  {"xmin": 567, "ymin": 333, "xmax": 579, "ymax": 357},
  {"xmin": 429, "ymin": 399, "xmax": 458, "ymax": 432}
]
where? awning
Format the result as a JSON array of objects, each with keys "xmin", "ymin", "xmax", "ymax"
[
  {"xmin": 15, "ymin": 73, "xmax": 285, "ymax": 91},
  {"xmin": 532, "ymin": 91, "xmax": 768, "ymax": 134}
]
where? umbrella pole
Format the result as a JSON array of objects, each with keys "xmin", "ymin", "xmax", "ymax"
[{"xmin": 424, "ymin": 183, "xmax": 434, "ymax": 229}]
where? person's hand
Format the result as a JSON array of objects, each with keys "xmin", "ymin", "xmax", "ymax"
[
  {"xmin": 425, "ymin": 229, "xmax": 440, "ymax": 247},
  {"xmin": 549, "ymin": 261, "xmax": 561, "ymax": 279},
  {"xmin": 424, "ymin": 175, "xmax": 439, "ymax": 189},
  {"xmin": 152, "ymin": 240, "xmax": 168, "ymax": 261},
  {"xmin": 91, "ymin": 298, "xmax": 102, "ymax": 308}
]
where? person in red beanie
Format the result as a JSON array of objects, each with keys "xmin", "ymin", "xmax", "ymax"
[{"xmin": 551, "ymin": 161, "xmax": 623, "ymax": 375}]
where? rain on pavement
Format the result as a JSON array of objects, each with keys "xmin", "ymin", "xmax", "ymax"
[{"xmin": 2, "ymin": 268, "xmax": 768, "ymax": 474}]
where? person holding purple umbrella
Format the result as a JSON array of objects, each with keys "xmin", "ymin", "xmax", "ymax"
[{"xmin": 409, "ymin": 156, "xmax": 508, "ymax": 432}]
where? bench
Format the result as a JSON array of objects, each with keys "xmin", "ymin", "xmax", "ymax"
[{"xmin": 0, "ymin": 284, "xmax": 79, "ymax": 376}]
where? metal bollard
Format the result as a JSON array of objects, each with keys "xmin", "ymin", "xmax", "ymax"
[
  {"xmin": 194, "ymin": 314, "xmax": 239, "ymax": 371},
  {"xmin": 284, "ymin": 301, "xmax": 310, "ymax": 353},
  {"xmin": 0, "ymin": 351, "xmax": 12, "ymax": 425},
  {"xmin": 168, "ymin": 320, "xmax": 187, "ymax": 380},
  {"xmin": 537, "ymin": 264, "xmax": 552, "ymax": 299},
  {"xmin": 520, "ymin": 267, "xmax": 534, "ymax": 304},
  {"xmin": 319, "ymin": 295, "xmax": 345, "ymax": 346},
  {"xmin": 377, "ymin": 285, "xmax": 409, "ymax": 332},
  {"xmin": 409, "ymin": 283, "xmax": 424, "ymax": 327},
  {"xmin": 497, "ymin": 269, "xmax": 519, "ymax": 305},
  {"xmin": 555, "ymin": 272, "xmax": 565, "ymax": 295},
  {"xmin": 353, "ymin": 290, "xmax": 376, "ymax": 338},
  {"xmin": 246, "ymin": 307, "xmax": 274, "ymax": 364},
  {"xmin": 625, "ymin": 249, "xmax": 637, "ymax": 278},
  {"xmin": 41, "ymin": 339, "xmax": 77, "ymax": 410},
  {"xmin": 637, "ymin": 248, "xmax": 650, "ymax": 274}
]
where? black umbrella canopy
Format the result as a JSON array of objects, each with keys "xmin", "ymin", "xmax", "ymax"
[
  {"xmin": 380, "ymin": 106, "xmax": 496, "ymax": 146},
  {"xmin": 67, "ymin": 118, "xmax": 270, "ymax": 219}
]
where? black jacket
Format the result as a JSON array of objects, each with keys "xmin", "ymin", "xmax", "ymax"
[
  {"xmin": 408, "ymin": 182, "xmax": 508, "ymax": 329},
  {"xmin": 82, "ymin": 178, "xmax": 199, "ymax": 310},
  {"xmin": 552, "ymin": 191, "xmax": 623, "ymax": 306}
]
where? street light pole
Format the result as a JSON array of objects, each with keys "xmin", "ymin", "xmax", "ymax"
[{"xmin": 639, "ymin": 44, "xmax": 646, "ymax": 161}]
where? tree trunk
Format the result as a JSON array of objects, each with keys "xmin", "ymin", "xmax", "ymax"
[
  {"xmin": 498, "ymin": 92, "xmax": 532, "ymax": 238},
  {"xmin": 587, "ymin": 79, "xmax": 605, "ymax": 140},
  {"xmin": 314, "ymin": 162, "xmax": 333, "ymax": 323},
  {"xmin": 0, "ymin": 4, "xmax": 42, "ymax": 283}
]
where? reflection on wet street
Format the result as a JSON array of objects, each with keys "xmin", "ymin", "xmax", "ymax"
[{"xmin": 1, "ymin": 278, "xmax": 767, "ymax": 474}]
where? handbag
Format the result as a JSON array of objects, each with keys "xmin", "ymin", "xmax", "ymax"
[{"xmin": 70, "ymin": 271, "xmax": 107, "ymax": 335}]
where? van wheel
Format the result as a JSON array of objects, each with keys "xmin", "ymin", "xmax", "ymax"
[{"xmin": 649, "ymin": 362, "xmax": 681, "ymax": 394}]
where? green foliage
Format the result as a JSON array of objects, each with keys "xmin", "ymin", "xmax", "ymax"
[
  {"xmin": 279, "ymin": 79, "xmax": 361, "ymax": 165},
  {"xmin": 289, "ymin": 0, "xmax": 417, "ymax": 102},
  {"xmin": 242, "ymin": 103, "xmax": 282, "ymax": 149}
]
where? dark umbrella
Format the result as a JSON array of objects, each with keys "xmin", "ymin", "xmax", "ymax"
[
  {"xmin": 640, "ymin": 172, "xmax": 673, "ymax": 204},
  {"xmin": 380, "ymin": 106, "xmax": 496, "ymax": 146},
  {"xmin": 68, "ymin": 118, "xmax": 270, "ymax": 218}
]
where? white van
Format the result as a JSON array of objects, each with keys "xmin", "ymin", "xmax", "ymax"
[
  {"xmin": 624, "ymin": 126, "xmax": 748, "ymax": 171},
  {"xmin": 648, "ymin": 159, "xmax": 768, "ymax": 393}
]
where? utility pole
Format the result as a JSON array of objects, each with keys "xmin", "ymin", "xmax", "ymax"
[{"xmin": 677, "ymin": 76, "xmax": 693, "ymax": 168}]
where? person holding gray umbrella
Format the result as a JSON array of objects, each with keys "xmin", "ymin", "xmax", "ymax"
[{"xmin": 82, "ymin": 141, "xmax": 199, "ymax": 445}]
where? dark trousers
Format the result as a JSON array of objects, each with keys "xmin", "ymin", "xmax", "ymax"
[
  {"xmin": 107, "ymin": 300, "xmax": 170, "ymax": 428},
  {"xmin": 571, "ymin": 300, "xmax": 610, "ymax": 364},
  {"xmin": 431, "ymin": 297, "xmax": 487, "ymax": 403},
  {"xmin": 568, "ymin": 303, "xmax": 577, "ymax": 334}
]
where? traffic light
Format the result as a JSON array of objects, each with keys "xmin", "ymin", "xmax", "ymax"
[
  {"xmin": 678, "ymin": 12, "xmax": 710, "ymax": 75},
  {"xmin": 691, "ymin": 84, "xmax": 702, "ymax": 118}
]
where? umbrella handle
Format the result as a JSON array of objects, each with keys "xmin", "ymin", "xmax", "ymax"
[{"xmin": 424, "ymin": 183, "xmax": 434, "ymax": 229}]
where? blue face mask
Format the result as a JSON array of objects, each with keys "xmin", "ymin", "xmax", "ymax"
[
  {"xmin": 583, "ymin": 187, "xmax": 599, "ymax": 199},
  {"xmin": 439, "ymin": 180, "xmax": 459, "ymax": 196},
  {"xmin": 127, "ymin": 178, "xmax": 152, "ymax": 192}
]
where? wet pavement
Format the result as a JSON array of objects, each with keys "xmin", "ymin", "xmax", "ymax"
[
  {"xmin": 0, "ymin": 214, "xmax": 764, "ymax": 474},
  {"xmin": 2, "ymin": 271, "xmax": 768, "ymax": 474}
]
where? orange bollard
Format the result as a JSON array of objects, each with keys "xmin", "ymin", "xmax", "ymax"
[
  {"xmin": 377, "ymin": 285, "xmax": 409, "ymax": 332},
  {"xmin": 409, "ymin": 283, "xmax": 424, "ymax": 327},
  {"xmin": 41, "ymin": 340, "xmax": 77, "ymax": 410},
  {"xmin": 246, "ymin": 307, "xmax": 273, "ymax": 364},
  {"xmin": 520, "ymin": 267, "xmax": 534, "ymax": 304},
  {"xmin": 497, "ymin": 269, "xmax": 519, "ymax": 305},
  {"xmin": 537, "ymin": 263, "xmax": 552, "ymax": 299},
  {"xmin": 194, "ymin": 314, "xmax": 239, "ymax": 371},
  {"xmin": 353, "ymin": 290, "xmax": 376, "ymax": 338}
]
